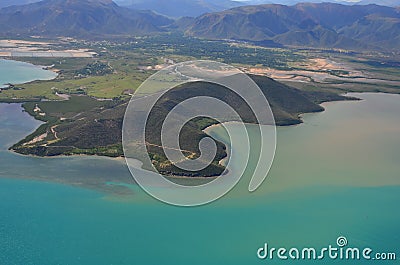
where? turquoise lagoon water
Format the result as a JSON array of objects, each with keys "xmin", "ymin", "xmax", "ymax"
[
  {"xmin": 0, "ymin": 59, "xmax": 57, "ymax": 87},
  {"xmin": 0, "ymin": 92, "xmax": 399, "ymax": 265}
]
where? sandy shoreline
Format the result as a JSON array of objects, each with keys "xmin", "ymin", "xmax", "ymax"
[{"xmin": 0, "ymin": 39, "xmax": 96, "ymax": 58}]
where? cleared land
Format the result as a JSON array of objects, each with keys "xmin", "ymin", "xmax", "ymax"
[{"xmin": 0, "ymin": 39, "xmax": 96, "ymax": 58}]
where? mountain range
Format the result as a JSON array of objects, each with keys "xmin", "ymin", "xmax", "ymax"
[
  {"xmin": 186, "ymin": 3, "xmax": 400, "ymax": 50},
  {"xmin": 0, "ymin": 0, "xmax": 244, "ymax": 16},
  {"xmin": 0, "ymin": 0, "xmax": 399, "ymax": 50},
  {"xmin": 0, "ymin": 0, "xmax": 172, "ymax": 37},
  {"xmin": 1, "ymin": 0, "xmax": 399, "ymax": 15}
]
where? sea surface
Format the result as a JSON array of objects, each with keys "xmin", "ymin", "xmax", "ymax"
[
  {"xmin": 0, "ymin": 65, "xmax": 399, "ymax": 264},
  {"xmin": 0, "ymin": 59, "xmax": 57, "ymax": 87}
]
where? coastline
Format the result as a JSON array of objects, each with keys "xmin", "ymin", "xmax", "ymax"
[
  {"xmin": 1, "ymin": 92, "xmax": 398, "ymax": 188},
  {"xmin": 0, "ymin": 59, "xmax": 58, "ymax": 89},
  {"xmin": 1, "ymin": 60, "xmax": 360, "ymax": 180},
  {"xmin": 8, "ymin": 144, "xmax": 126, "ymax": 162},
  {"xmin": 5, "ymin": 92, "xmax": 353, "ymax": 179}
]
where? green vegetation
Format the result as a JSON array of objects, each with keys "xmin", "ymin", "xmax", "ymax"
[
  {"xmin": 74, "ymin": 61, "xmax": 113, "ymax": 77},
  {"xmin": 0, "ymin": 35, "xmax": 305, "ymax": 102},
  {"xmin": 10, "ymin": 74, "xmax": 350, "ymax": 176},
  {"xmin": 9, "ymin": 74, "xmax": 145, "ymax": 99},
  {"xmin": 10, "ymin": 95, "xmax": 124, "ymax": 157},
  {"xmin": 0, "ymin": 0, "xmax": 399, "ymax": 178},
  {"xmin": 3, "ymin": 34, "xmax": 398, "ymax": 103},
  {"xmin": 0, "ymin": 56, "xmax": 150, "ymax": 100},
  {"xmin": 3, "ymin": 34, "xmax": 399, "ymax": 177},
  {"xmin": 106, "ymin": 33, "xmax": 304, "ymax": 70},
  {"xmin": 186, "ymin": 3, "xmax": 400, "ymax": 51}
]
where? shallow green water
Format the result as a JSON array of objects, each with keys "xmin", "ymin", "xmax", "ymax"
[
  {"xmin": 0, "ymin": 59, "xmax": 56, "ymax": 87},
  {"xmin": 0, "ymin": 93, "xmax": 399, "ymax": 265}
]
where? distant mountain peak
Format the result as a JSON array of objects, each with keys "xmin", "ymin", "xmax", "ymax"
[
  {"xmin": 186, "ymin": 3, "xmax": 400, "ymax": 50},
  {"xmin": 123, "ymin": 0, "xmax": 244, "ymax": 18},
  {"xmin": 0, "ymin": 0, "xmax": 173, "ymax": 38},
  {"xmin": 40, "ymin": 0, "xmax": 116, "ymax": 6}
]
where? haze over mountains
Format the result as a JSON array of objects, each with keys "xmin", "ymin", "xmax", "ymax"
[
  {"xmin": 122, "ymin": 0, "xmax": 400, "ymax": 17},
  {"xmin": 0, "ymin": 0, "xmax": 244, "ymax": 17},
  {"xmin": 0, "ymin": 0, "xmax": 172, "ymax": 37},
  {"xmin": 187, "ymin": 3, "xmax": 400, "ymax": 50},
  {"xmin": 0, "ymin": 0, "xmax": 37, "ymax": 8},
  {"xmin": 1, "ymin": 0, "xmax": 399, "ymax": 14},
  {"xmin": 123, "ymin": 0, "xmax": 243, "ymax": 18},
  {"xmin": 0, "ymin": 0, "xmax": 398, "ymax": 50}
]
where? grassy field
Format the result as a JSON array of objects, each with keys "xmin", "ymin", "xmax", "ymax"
[
  {"xmin": 2, "ymin": 73, "xmax": 146, "ymax": 99},
  {"xmin": 0, "ymin": 54, "xmax": 153, "ymax": 100},
  {"xmin": 23, "ymin": 95, "xmax": 107, "ymax": 118}
]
